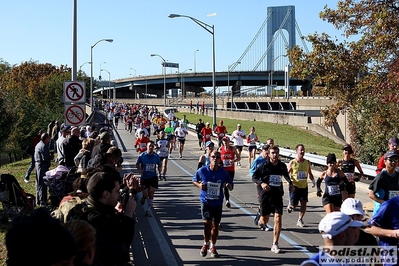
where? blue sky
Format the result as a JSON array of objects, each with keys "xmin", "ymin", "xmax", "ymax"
[{"xmin": 0, "ymin": 1, "xmax": 342, "ymax": 81}]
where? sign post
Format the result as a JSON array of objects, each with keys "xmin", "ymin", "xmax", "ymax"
[{"xmin": 63, "ymin": 81, "xmax": 86, "ymax": 126}]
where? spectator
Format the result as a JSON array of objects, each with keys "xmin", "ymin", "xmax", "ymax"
[
  {"xmin": 369, "ymin": 150, "xmax": 399, "ymax": 215},
  {"xmin": 192, "ymin": 150, "xmax": 233, "ymax": 258},
  {"xmin": 34, "ymin": 133, "xmax": 53, "ymax": 206},
  {"xmin": 74, "ymin": 138, "xmax": 96, "ymax": 173},
  {"xmin": 85, "ymin": 166, "xmax": 137, "ymax": 266},
  {"xmin": 91, "ymin": 132, "xmax": 112, "ymax": 160},
  {"xmin": 6, "ymin": 208, "xmax": 77, "ymax": 266},
  {"xmin": 300, "ymin": 212, "xmax": 363, "ymax": 266},
  {"xmin": 376, "ymin": 137, "xmax": 399, "ymax": 175},
  {"xmin": 23, "ymin": 129, "xmax": 44, "ymax": 183},
  {"xmin": 56, "ymin": 126, "xmax": 71, "ymax": 165},
  {"xmin": 62, "ymin": 126, "xmax": 83, "ymax": 169},
  {"xmin": 64, "ymin": 219, "xmax": 96, "ymax": 266}
]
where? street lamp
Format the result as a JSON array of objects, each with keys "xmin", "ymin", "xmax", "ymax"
[
  {"xmin": 90, "ymin": 38, "xmax": 113, "ymax": 112},
  {"xmin": 101, "ymin": 69, "xmax": 112, "ymax": 101},
  {"xmin": 181, "ymin": 68, "xmax": 192, "ymax": 99},
  {"xmin": 194, "ymin": 49, "xmax": 199, "ymax": 73},
  {"xmin": 150, "ymin": 54, "xmax": 167, "ymax": 106},
  {"xmin": 99, "ymin": 62, "xmax": 106, "ymax": 80},
  {"xmin": 228, "ymin": 61, "xmax": 241, "ymax": 111},
  {"xmin": 130, "ymin": 67, "xmax": 136, "ymax": 76},
  {"xmin": 169, "ymin": 13, "xmax": 216, "ymax": 128},
  {"xmin": 79, "ymin": 61, "xmax": 91, "ymax": 73}
]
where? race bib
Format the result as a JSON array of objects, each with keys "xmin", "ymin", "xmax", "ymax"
[
  {"xmin": 345, "ymin": 173, "xmax": 354, "ymax": 182},
  {"xmin": 219, "ymin": 133, "xmax": 224, "ymax": 137},
  {"xmin": 223, "ymin": 159, "xmax": 233, "ymax": 168},
  {"xmin": 144, "ymin": 164, "xmax": 156, "ymax": 172},
  {"xmin": 327, "ymin": 185, "xmax": 340, "ymax": 196},
  {"xmin": 206, "ymin": 182, "xmax": 221, "ymax": 200},
  {"xmin": 269, "ymin": 175, "xmax": 282, "ymax": 186},
  {"xmin": 388, "ymin": 190, "xmax": 399, "ymax": 199},
  {"xmin": 205, "ymin": 134, "xmax": 210, "ymax": 138},
  {"xmin": 297, "ymin": 171, "xmax": 307, "ymax": 180},
  {"xmin": 139, "ymin": 143, "xmax": 147, "ymax": 149}
]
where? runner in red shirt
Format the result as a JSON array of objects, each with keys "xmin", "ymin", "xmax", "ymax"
[
  {"xmin": 220, "ymin": 136, "xmax": 240, "ymax": 208},
  {"xmin": 214, "ymin": 120, "xmax": 227, "ymax": 149},
  {"xmin": 200, "ymin": 122, "xmax": 213, "ymax": 149},
  {"xmin": 134, "ymin": 131, "xmax": 150, "ymax": 154}
]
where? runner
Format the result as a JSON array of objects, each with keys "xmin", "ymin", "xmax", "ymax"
[
  {"xmin": 134, "ymin": 131, "xmax": 150, "ymax": 155},
  {"xmin": 195, "ymin": 118, "xmax": 205, "ymax": 150},
  {"xmin": 198, "ymin": 141, "xmax": 215, "ymax": 169},
  {"xmin": 214, "ymin": 120, "xmax": 227, "ymax": 149},
  {"xmin": 287, "ymin": 144, "xmax": 315, "ymax": 227},
  {"xmin": 231, "ymin": 124, "xmax": 246, "ymax": 166},
  {"xmin": 246, "ymin": 126, "xmax": 258, "ymax": 167},
  {"xmin": 174, "ymin": 123, "xmax": 188, "ymax": 158},
  {"xmin": 164, "ymin": 121, "xmax": 176, "ymax": 158},
  {"xmin": 156, "ymin": 131, "xmax": 170, "ymax": 181},
  {"xmin": 200, "ymin": 122, "xmax": 213, "ymax": 151},
  {"xmin": 220, "ymin": 136, "xmax": 240, "ymax": 208}
]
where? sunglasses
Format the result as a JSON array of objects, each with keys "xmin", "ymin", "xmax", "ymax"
[
  {"xmin": 211, "ymin": 155, "xmax": 221, "ymax": 159},
  {"xmin": 388, "ymin": 157, "xmax": 399, "ymax": 162}
]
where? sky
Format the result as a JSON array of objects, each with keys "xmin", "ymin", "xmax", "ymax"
[{"xmin": 0, "ymin": 1, "xmax": 343, "ymax": 81}]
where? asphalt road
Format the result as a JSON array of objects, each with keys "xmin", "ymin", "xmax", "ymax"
[{"xmin": 108, "ymin": 115, "xmax": 374, "ymax": 266}]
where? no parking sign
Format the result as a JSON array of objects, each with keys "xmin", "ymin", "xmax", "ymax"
[{"xmin": 64, "ymin": 104, "xmax": 85, "ymax": 126}]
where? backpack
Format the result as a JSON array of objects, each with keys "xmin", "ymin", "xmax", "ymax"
[{"xmin": 51, "ymin": 196, "xmax": 93, "ymax": 224}]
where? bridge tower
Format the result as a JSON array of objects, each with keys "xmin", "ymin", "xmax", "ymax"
[{"xmin": 266, "ymin": 5, "xmax": 296, "ymax": 70}]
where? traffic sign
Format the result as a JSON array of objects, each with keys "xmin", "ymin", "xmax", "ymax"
[
  {"xmin": 64, "ymin": 104, "xmax": 86, "ymax": 126},
  {"xmin": 64, "ymin": 81, "xmax": 86, "ymax": 103},
  {"xmin": 162, "ymin": 62, "xmax": 179, "ymax": 68}
]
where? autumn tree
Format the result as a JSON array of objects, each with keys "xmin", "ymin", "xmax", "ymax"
[
  {"xmin": 0, "ymin": 61, "xmax": 70, "ymax": 156},
  {"xmin": 288, "ymin": 0, "xmax": 399, "ymax": 163}
]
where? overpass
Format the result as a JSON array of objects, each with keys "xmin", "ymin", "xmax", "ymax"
[{"xmin": 95, "ymin": 70, "xmax": 310, "ymax": 99}]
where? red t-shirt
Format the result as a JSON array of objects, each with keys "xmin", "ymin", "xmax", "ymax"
[
  {"xmin": 201, "ymin": 127, "xmax": 213, "ymax": 142},
  {"xmin": 214, "ymin": 126, "xmax": 227, "ymax": 138},
  {"xmin": 221, "ymin": 146, "xmax": 235, "ymax": 172},
  {"xmin": 135, "ymin": 137, "xmax": 150, "ymax": 153}
]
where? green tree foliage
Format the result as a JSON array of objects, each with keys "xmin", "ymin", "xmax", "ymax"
[
  {"xmin": 0, "ymin": 60, "xmax": 70, "ymax": 155},
  {"xmin": 288, "ymin": 0, "xmax": 399, "ymax": 164}
]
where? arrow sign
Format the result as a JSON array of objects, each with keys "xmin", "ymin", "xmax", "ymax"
[{"xmin": 64, "ymin": 81, "xmax": 86, "ymax": 103}]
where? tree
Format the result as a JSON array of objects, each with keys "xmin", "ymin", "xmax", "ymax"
[
  {"xmin": 0, "ymin": 61, "xmax": 70, "ymax": 156},
  {"xmin": 288, "ymin": 0, "xmax": 399, "ymax": 163}
]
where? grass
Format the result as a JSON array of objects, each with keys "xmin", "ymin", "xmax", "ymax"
[
  {"xmin": 179, "ymin": 111, "xmax": 343, "ymax": 156},
  {"xmin": 0, "ymin": 114, "xmax": 343, "ymax": 264}
]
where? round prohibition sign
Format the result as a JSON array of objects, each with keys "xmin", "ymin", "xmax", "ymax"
[
  {"xmin": 66, "ymin": 82, "xmax": 84, "ymax": 102},
  {"xmin": 65, "ymin": 105, "xmax": 85, "ymax": 125}
]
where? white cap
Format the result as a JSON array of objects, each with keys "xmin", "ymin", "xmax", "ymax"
[
  {"xmin": 318, "ymin": 212, "xmax": 363, "ymax": 239},
  {"xmin": 341, "ymin": 198, "xmax": 364, "ymax": 216},
  {"xmin": 205, "ymin": 122, "xmax": 210, "ymax": 125}
]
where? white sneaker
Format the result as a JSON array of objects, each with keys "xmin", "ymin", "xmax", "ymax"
[
  {"xmin": 264, "ymin": 225, "xmax": 273, "ymax": 231},
  {"xmin": 271, "ymin": 244, "xmax": 281, "ymax": 254},
  {"xmin": 23, "ymin": 179, "xmax": 29, "ymax": 183},
  {"xmin": 297, "ymin": 219, "xmax": 305, "ymax": 227}
]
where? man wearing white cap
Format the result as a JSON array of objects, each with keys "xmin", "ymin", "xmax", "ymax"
[
  {"xmin": 341, "ymin": 198, "xmax": 377, "ymax": 246},
  {"xmin": 300, "ymin": 212, "xmax": 363, "ymax": 266}
]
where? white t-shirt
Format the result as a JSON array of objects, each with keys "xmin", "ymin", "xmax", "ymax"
[
  {"xmin": 232, "ymin": 129, "xmax": 246, "ymax": 146},
  {"xmin": 175, "ymin": 127, "xmax": 188, "ymax": 139}
]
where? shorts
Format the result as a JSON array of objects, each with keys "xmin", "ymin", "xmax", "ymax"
[
  {"xmin": 235, "ymin": 146, "xmax": 243, "ymax": 152},
  {"xmin": 201, "ymin": 202, "xmax": 223, "ymax": 224},
  {"xmin": 178, "ymin": 138, "xmax": 186, "ymax": 144},
  {"xmin": 248, "ymin": 146, "xmax": 256, "ymax": 153},
  {"xmin": 160, "ymin": 156, "xmax": 168, "ymax": 162},
  {"xmin": 259, "ymin": 195, "xmax": 283, "ymax": 216},
  {"xmin": 289, "ymin": 186, "xmax": 308, "ymax": 206},
  {"xmin": 167, "ymin": 135, "xmax": 175, "ymax": 142},
  {"xmin": 140, "ymin": 176, "xmax": 159, "ymax": 189},
  {"xmin": 322, "ymin": 194, "xmax": 342, "ymax": 207},
  {"xmin": 197, "ymin": 133, "xmax": 203, "ymax": 140},
  {"xmin": 345, "ymin": 182, "xmax": 356, "ymax": 195}
]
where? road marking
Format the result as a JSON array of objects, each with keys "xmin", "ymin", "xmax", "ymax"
[{"xmin": 170, "ymin": 159, "xmax": 314, "ymax": 258}]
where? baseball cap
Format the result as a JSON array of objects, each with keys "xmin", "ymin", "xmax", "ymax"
[
  {"xmin": 389, "ymin": 137, "xmax": 399, "ymax": 146},
  {"xmin": 99, "ymin": 132, "xmax": 111, "ymax": 141},
  {"xmin": 237, "ymin": 124, "xmax": 241, "ymax": 127},
  {"xmin": 318, "ymin": 212, "xmax": 363, "ymax": 239},
  {"xmin": 205, "ymin": 141, "xmax": 214, "ymax": 147},
  {"xmin": 341, "ymin": 198, "xmax": 364, "ymax": 216},
  {"xmin": 326, "ymin": 153, "xmax": 337, "ymax": 164},
  {"xmin": 260, "ymin": 144, "xmax": 270, "ymax": 150},
  {"xmin": 205, "ymin": 122, "xmax": 210, "ymax": 125},
  {"xmin": 342, "ymin": 144, "xmax": 353, "ymax": 151},
  {"xmin": 222, "ymin": 136, "xmax": 230, "ymax": 141},
  {"xmin": 384, "ymin": 150, "xmax": 399, "ymax": 160}
]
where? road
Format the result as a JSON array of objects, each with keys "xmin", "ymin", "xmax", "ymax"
[{"xmin": 110, "ymin": 117, "xmax": 374, "ymax": 266}]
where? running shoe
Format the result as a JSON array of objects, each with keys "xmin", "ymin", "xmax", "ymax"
[
  {"xmin": 287, "ymin": 206, "xmax": 293, "ymax": 213},
  {"xmin": 237, "ymin": 162, "xmax": 241, "ymax": 166},
  {"xmin": 271, "ymin": 244, "xmax": 281, "ymax": 254},
  {"xmin": 225, "ymin": 200, "xmax": 231, "ymax": 208},
  {"xmin": 297, "ymin": 219, "xmax": 305, "ymax": 227},
  {"xmin": 163, "ymin": 176, "xmax": 166, "ymax": 181},
  {"xmin": 209, "ymin": 247, "xmax": 219, "ymax": 258},
  {"xmin": 179, "ymin": 154, "xmax": 182, "ymax": 158},
  {"xmin": 23, "ymin": 178, "xmax": 29, "ymax": 183},
  {"xmin": 264, "ymin": 225, "xmax": 273, "ymax": 231},
  {"xmin": 200, "ymin": 244, "xmax": 208, "ymax": 257}
]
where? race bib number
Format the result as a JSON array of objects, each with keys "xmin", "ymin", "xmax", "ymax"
[
  {"xmin": 139, "ymin": 143, "xmax": 147, "ymax": 149},
  {"xmin": 297, "ymin": 171, "xmax": 307, "ymax": 180},
  {"xmin": 345, "ymin": 173, "xmax": 354, "ymax": 182},
  {"xmin": 327, "ymin": 185, "xmax": 340, "ymax": 196},
  {"xmin": 144, "ymin": 164, "xmax": 156, "ymax": 172},
  {"xmin": 388, "ymin": 190, "xmax": 399, "ymax": 199},
  {"xmin": 219, "ymin": 133, "xmax": 224, "ymax": 137},
  {"xmin": 205, "ymin": 134, "xmax": 210, "ymax": 138},
  {"xmin": 223, "ymin": 159, "xmax": 233, "ymax": 168},
  {"xmin": 269, "ymin": 175, "xmax": 282, "ymax": 186},
  {"xmin": 206, "ymin": 182, "xmax": 221, "ymax": 200}
]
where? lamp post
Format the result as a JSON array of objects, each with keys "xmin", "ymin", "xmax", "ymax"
[
  {"xmin": 150, "ymin": 54, "xmax": 167, "ymax": 106},
  {"xmin": 181, "ymin": 68, "xmax": 192, "ymax": 99},
  {"xmin": 79, "ymin": 62, "xmax": 91, "ymax": 74},
  {"xmin": 228, "ymin": 61, "xmax": 241, "ymax": 111},
  {"xmin": 101, "ymin": 69, "xmax": 112, "ymax": 100},
  {"xmin": 99, "ymin": 62, "xmax": 106, "ymax": 80},
  {"xmin": 194, "ymin": 49, "xmax": 199, "ymax": 73},
  {"xmin": 269, "ymin": 54, "xmax": 287, "ymax": 97},
  {"xmin": 130, "ymin": 67, "xmax": 136, "ymax": 76},
  {"xmin": 90, "ymin": 39, "xmax": 113, "ymax": 112},
  {"xmin": 169, "ymin": 13, "xmax": 216, "ymax": 128}
]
